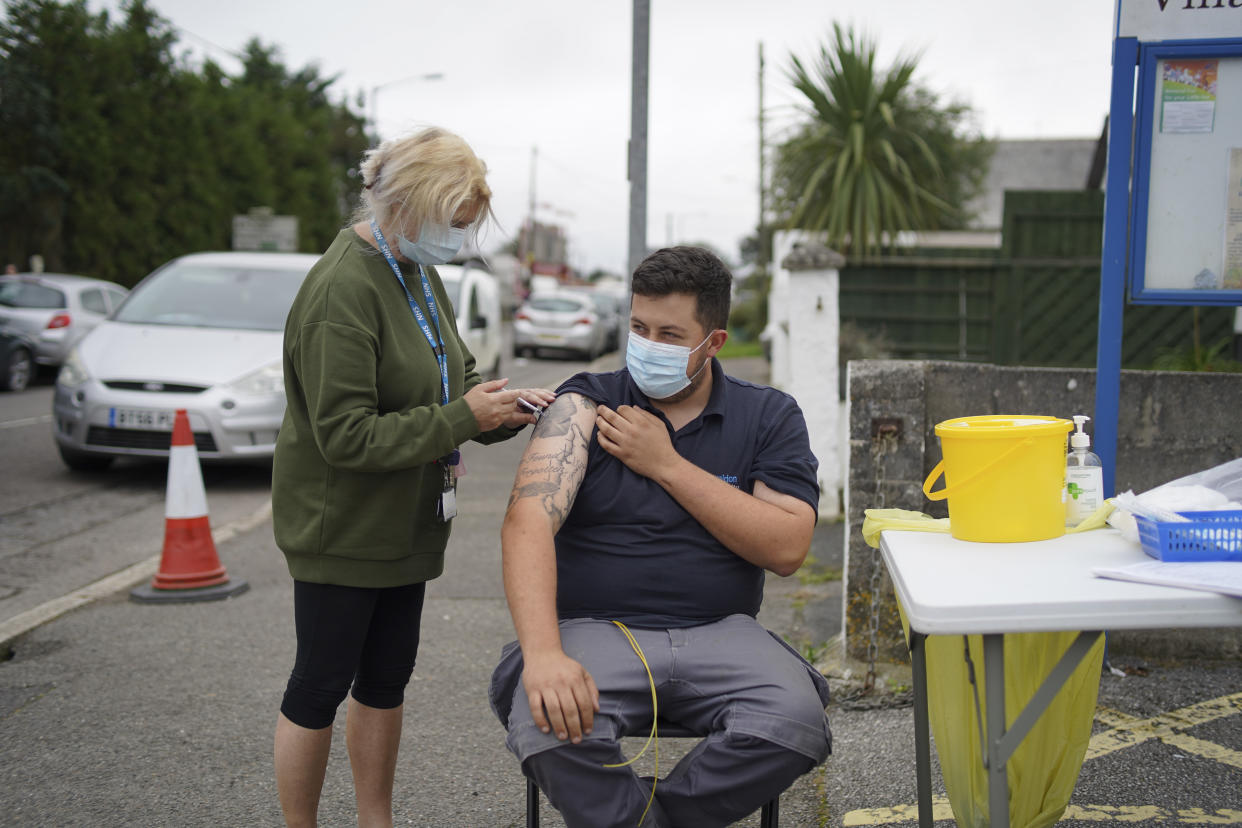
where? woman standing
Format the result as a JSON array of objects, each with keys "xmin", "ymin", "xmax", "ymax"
[{"xmin": 272, "ymin": 126, "xmax": 552, "ymax": 827}]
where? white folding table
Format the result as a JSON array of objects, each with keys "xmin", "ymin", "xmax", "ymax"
[{"xmin": 880, "ymin": 528, "xmax": 1242, "ymax": 828}]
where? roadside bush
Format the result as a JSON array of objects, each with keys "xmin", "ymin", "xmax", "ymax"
[
  {"xmin": 1152, "ymin": 337, "xmax": 1242, "ymax": 373},
  {"xmin": 728, "ymin": 270, "xmax": 770, "ymax": 342}
]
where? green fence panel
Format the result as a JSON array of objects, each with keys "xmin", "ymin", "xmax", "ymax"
[{"xmin": 839, "ymin": 190, "xmax": 1236, "ymax": 370}]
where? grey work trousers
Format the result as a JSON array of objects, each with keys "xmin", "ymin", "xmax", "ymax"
[{"xmin": 489, "ymin": 615, "xmax": 833, "ymax": 828}]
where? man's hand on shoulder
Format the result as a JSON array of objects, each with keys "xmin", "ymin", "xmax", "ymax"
[
  {"xmin": 596, "ymin": 404, "xmax": 679, "ymax": 481},
  {"xmin": 522, "ymin": 650, "xmax": 600, "ymax": 743}
]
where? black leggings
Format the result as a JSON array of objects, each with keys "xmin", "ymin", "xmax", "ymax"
[{"xmin": 280, "ymin": 580, "xmax": 427, "ymax": 730}]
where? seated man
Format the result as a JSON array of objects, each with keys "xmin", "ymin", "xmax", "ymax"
[{"xmin": 489, "ymin": 246, "xmax": 831, "ymax": 828}]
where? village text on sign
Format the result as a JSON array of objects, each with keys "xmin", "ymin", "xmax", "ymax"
[{"xmin": 1118, "ymin": 0, "xmax": 1242, "ymax": 41}]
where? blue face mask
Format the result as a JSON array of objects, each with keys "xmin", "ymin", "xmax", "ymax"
[
  {"xmin": 398, "ymin": 220, "xmax": 466, "ymax": 265},
  {"xmin": 625, "ymin": 330, "xmax": 713, "ymax": 400}
]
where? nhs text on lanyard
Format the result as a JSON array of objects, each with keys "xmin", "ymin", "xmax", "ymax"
[{"xmin": 372, "ymin": 220, "xmax": 461, "ymax": 522}]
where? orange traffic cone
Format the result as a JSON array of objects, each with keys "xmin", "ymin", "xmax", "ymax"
[{"xmin": 130, "ymin": 409, "xmax": 249, "ymax": 603}]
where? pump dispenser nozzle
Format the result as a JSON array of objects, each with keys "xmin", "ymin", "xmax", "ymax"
[{"xmin": 1071, "ymin": 415, "xmax": 1091, "ymax": 449}]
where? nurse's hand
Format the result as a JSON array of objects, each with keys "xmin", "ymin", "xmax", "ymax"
[
  {"xmin": 464, "ymin": 379, "xmax": 522, "ymax": 431},
  {"xmin": 464, "ymin": 381, "xmax": 557, "ymax": 430},
  {"xmin": 505, "ymin": 387, "xmax": 557, "ymax": 428}
]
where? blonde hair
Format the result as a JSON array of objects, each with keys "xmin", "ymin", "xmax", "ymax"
[{"xmin": 353, "ymin": 127, "xmax": 494, "ymax": 245}]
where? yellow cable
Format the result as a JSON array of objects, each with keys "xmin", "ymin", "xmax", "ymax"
[{"xmin": 602, "ymin": 620, "xmax": 659, "ymax": 826}]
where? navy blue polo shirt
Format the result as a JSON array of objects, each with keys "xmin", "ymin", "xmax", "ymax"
[{"xmin": 554, "ymin": 359, "xmax": 819, "ymax": 628}]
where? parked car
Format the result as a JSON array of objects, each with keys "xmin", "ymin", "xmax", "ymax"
[
  {"xmin": 561, "ymin": 286, "xmax": 625, "ymax": 352},
  {"xmin": 436, "ymin": 261, "xmax": 502, "ymax": 379},
  {"xmin": 0, "ymin": 273, "xmax": 129, "ymax": 368},
  {"xmin": 51, "ymin": 251, "xmax": 319, "ymax": 470},
  {"xmin": 512, "ymin": 293, "xmax": 609, "ymax": 360},
  {"xmin": 0, "ymin": 324, "xmax": 37, "ymax": 392}
]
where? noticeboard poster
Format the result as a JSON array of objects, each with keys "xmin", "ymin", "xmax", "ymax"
[
  {"xmin": 1140, "ymin": 53, "xmax": 1242, "ymax": 295},
  {"xmin": 1159, "ymin": 59, "xmax": 1217, "ymax": 134},
  {"xmin": 1227, "ymin": 147, "xmax": 1242, "ymax": 289}
]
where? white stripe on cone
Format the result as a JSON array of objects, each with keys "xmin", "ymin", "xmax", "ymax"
[{"xmin": 166, "ymin": 443, "xmax": 209, "ymax": 519}]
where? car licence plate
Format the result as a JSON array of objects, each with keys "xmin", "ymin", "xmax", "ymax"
[
  {"xmin": 536, "ymin": 333, "xmax": 564, "ymax": 343},
  {"xmin": 109, "ymin": 408, "xmax": 175, "ymax": 431}
]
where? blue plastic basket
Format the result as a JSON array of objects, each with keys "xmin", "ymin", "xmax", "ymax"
[{"xmin": 1134, "ymin": 510, "xmax": 1242, "ymax": 562}]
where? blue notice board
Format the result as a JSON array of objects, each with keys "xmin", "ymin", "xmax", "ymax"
[
  {"xmin": 1131, "ymin": 42, "xmax": 1242, "ymax": 304},
  {"xmin": 1096, "ymin": 2, "xmax": 1242, "ymax": 497}
]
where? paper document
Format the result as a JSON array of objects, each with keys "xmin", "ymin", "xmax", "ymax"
[{"xmin": 1093, "ymin": 561, "xmax": 1242, "ymax": 599}]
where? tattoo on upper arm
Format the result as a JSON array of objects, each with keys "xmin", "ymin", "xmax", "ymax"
[
  {"xmin": 529, "ymin": 394, "xmax": 585, "ymax": 438},
  {"xmin": 506, "ymin": 395, "xmax": 596, "ymax": 530}
]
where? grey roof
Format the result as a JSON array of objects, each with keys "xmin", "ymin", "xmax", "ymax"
[
  {"xmin": 1, "ymin": 272, "xmax": 125, "ymax": 288},
  {"xmin": 966, "ymin": 138, "xmax": 1101, "ymax": 230}
]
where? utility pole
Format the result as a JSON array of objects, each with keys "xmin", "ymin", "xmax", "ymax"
[
  {"xmin": 758, "ymin": 42, "xmax": 767, "ymax": 275},
  {"xmin": 529, "ymin": 145, "xmax": 538, "ymax": 236},
  {"xmin": 627, "ymin": 0, "xmax": 650, "ymax": 283},
  {"xmin": 523, "ymin": 145, "xmax": 538, "ymax": 284}
]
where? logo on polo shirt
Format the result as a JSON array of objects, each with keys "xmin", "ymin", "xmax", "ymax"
[{"xmin": 717, "ymin": 474, "xmax": 739, "ymax": 488}]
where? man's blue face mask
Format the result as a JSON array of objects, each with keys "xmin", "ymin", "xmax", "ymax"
[
  {"xmin": 625, "ymin": 330, "xmax": 713, "ymax": 400},
  {"xmin": 398, "ymin": 220, "xmax": 466, "ymax": 265}
]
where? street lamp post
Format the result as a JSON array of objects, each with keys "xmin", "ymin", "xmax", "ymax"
[{"xmin": 368, "ymin": 71, "xmax": 445, "ymax": 145}]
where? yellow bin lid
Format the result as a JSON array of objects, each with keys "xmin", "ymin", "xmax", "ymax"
[{"xmin": 934, "ymin": 415, "xmax": 1072, "ymax": 438}]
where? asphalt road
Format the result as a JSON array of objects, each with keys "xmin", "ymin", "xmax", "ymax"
[{"xmin": 0, "ymin": 356, "xmax": 1239, "ymax": 826}]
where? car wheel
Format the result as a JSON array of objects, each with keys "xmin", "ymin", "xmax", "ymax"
[
  {"xmin": 57, "ymin": 444, "xmax": 114, "ymax": 472},
  {"xmin": 2, "ymin": 346, "xmax": 33, "ymax": 392}
]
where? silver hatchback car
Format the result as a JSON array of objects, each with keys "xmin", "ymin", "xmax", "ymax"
[
  {"xmin": 512, "ymin": 292, "xmax": 610, "ymax": 360},
  {"xmin": 52, "ymin": 251, "xmax": 319, "ymax": 470},
  {"xmin": 0, "ymin": 273, "xmax": 129, "ymax": 367}
]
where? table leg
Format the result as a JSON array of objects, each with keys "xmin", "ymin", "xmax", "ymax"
[
  {"xmin": 984, "ymin": 634, "xmax": 1009, "ymax": 828},
  {"xmin": 910, "ymin": 631, "xmax": 933, "ymax": 828}
]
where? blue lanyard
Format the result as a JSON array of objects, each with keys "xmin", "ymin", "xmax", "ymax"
[{"xmin": 371, "ymin": 220, "xmax": 450, "ymax": 407}]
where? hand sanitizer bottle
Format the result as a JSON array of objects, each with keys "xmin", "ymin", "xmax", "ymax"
[{"xmin": 1065, "ymin": 415, "xmax": 1103, "ymax": 526}]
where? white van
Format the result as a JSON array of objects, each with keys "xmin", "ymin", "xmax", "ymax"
[{"xmin": 435, "ymin": 262, "xmax": 502, "ymax": 379}]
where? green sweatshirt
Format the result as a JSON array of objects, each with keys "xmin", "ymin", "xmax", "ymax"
[{"xmin": 272, "ymin": 228, "xmax": 519, "ymax": 587}]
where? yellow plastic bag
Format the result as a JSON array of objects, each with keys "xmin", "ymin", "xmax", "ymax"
[
  {"xmin": 899, "ymin": 611, "xmax": 1105, "ymax": 828},
  {"xmin": 861, "ymin": 508, "xmax": 951, "ymax": 548},
  {"xmin": 862, "ymin": 503, "xmax": 1114, "ymax": 549}
]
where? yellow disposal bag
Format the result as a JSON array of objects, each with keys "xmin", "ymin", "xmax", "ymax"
[{"xmin": 899, "ymin": 611, "xmax": 1105, "ymax": 828}]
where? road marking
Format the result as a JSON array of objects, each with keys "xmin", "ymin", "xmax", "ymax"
[
  {"xmin": 844, "ymin": 799, "xmax": 1242, "ymax": 825},
  {"xmin": 0, "ymin": 499, "xmax": 272, "ymax": 648},
  {"xmin": 1091, "ymin": 694, "xmax": 1242, "ymax": 768},
  {"xmin": 842, "ymin": 694, "xmax": 1242, "ymax": 825},
  {"xmin": 1061, "ymin": 806, "xmax": 1242, "ymax": 822},
  {"xmin": 843, "ymin": 797, "xmax": 954, "ymax": 825},
  {"xmin": 0, "ymin": 414, "xmax": 53, "ymax": 430}
]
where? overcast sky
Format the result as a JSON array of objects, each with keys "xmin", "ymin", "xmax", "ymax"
[{"xmin": 90, "ymin": 0, "xmax": 1117, "ymax": 274}]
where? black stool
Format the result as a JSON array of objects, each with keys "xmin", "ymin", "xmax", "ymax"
[{"xmin": 524, "ymin": 719, "xmax": 780, "ymax": 827}]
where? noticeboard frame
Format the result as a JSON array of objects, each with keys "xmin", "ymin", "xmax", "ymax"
[
  {"xmin": 1096, "ymin": 12, "xmax": 1242, "ymax": 501},
  {"xmin": 1130, "ymin": 38, "xmax": 1242, "ymax": 305}
]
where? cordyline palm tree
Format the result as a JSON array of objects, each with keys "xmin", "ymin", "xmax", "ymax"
[{"xmin": 774, "ymin": 23, "xmax": 966, "ymax": 257}]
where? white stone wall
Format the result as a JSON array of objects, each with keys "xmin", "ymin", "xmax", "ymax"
[{"xmin": 768, "ymin": 230, "xmax": 842, "ymax": 518}]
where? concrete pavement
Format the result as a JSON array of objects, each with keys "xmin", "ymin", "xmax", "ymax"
[{"xmin": 0, "ymin": 357, "xmax": 1239, "ymax": 826}]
